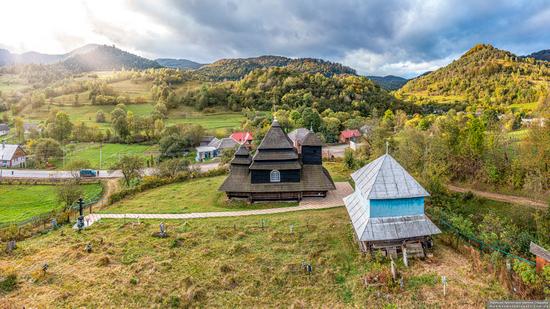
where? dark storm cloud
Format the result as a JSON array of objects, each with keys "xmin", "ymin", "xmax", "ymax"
[{"xmin": 91, "ymin": 0, "xmax": 550, "ymax": 77}]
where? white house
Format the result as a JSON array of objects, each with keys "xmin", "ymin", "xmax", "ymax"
[{"xmin": 0, "ymin": 143, "xmax": 27, "ymax": 167}]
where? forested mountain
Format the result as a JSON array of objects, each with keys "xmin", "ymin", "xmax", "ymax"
[
  {"xmin": 367, "ymin": 75, "xmax": 408, "ymax": 90},
  {"xmin": 528, "ymin": 49, "xmax": 550, "ymax": 61},
  {"xmin": 0, "ymin": 44, "xmax": 160, "ymax": 72},
  {"xmin": 399, "ymin": 44, "xmax": 550, "ymax": 105},
  {"xmin": 59, "ymin": 45, "xmax": 162, "ymax": 72},
  {"xmin": 179, "ymin": 66, "xmax": 405, "ymax": 114},
  {"xmin": 193, "ymin": 55, "xmax": 356, "ymax": 81},
  {"xmin": 0, "ymin": 49, "xmax": 62, "ymax": 65},
  {"xmin": 155, "ymin": 58, "xmax": 204, "ymax": 69}
]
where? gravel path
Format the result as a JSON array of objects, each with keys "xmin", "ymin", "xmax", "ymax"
[{"xmin": 82, "ymin": 182, "xmax": 353, "ymax": 228}]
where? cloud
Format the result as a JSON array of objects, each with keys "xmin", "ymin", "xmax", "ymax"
[
  {"xmin": 341, "ymin": 48, "xmax": 459, "ymax": 78},
  {"xmin": 113, "ymin": 0, "xmax": 549, "ymax": 76},
  {"xmin": 2, "ymin": 0, "xmax": 549, "ymax": 76}
]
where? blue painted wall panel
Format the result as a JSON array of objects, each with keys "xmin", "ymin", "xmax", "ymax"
[{"xmin": 369, "ymin": 197, "xmax": 424, "ymax": 217}]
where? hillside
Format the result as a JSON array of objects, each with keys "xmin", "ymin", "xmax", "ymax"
[
  {"xmin": 0, "ymin": 44, "xmax": 101, "ymax": 66},
  {"xmin": 59, "ymin": 45, "xmax": 162, "ymax": 72},
  {"xmin": 0, "ymin": 207, "xmax": 509, "ymax": 307},
  {"xmin": 367, "ymin": 75, "xmax": 408, "ymax": 90},
  {"xmin": 528, "ymin": 49, "xmax": 550, "ymax": 62},
  {"xmin": 180, "ymin": 66, "xmax": 405, "ymax": 114},
  {"xmin": 0, "ymin": 49, "xmax": 62, "ymax": 66},
  {"xmin": 193, "ymin": 55, "xmax": 356, "ymax": 81},
  {"xmin": 398, "ymin": 44, "xmax": 550, "ymax": 106},
  {"xmin": 155, "ymin": 58, "xmax": 204, "ymax": 69}
]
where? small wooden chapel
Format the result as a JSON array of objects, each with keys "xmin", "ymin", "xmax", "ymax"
[{"xmin": 343, "ymin": 150, "xmax": 441, "ymax": 259}]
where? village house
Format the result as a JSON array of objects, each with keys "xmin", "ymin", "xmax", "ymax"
[
  {"xmin": 195, "ymin": 133, "xmax": 252, "ymax": 161},
  {"xmin": 288, "ymin": 128, "xmax": 312, "ymax": 153},
  {"xmin": 339, "ymin": 129, "xmax": 361, "ymax": 143},
  {"xmin": 194, "ymin": 146, "xmax": 218, "ymax": 162},
  {"xmin": 23, "ymin": 123, "xmax": 42, "ymax": 135},
  {"xmin": 343, "ymin": 152, "xmax": 441, "ymax": 260},
  {"xmin": 230, "ymin": 131, "xmax": 253, "ymax": 145},
  {"xmin": 199, "ymin": 135, "xmax": 215, "ymax": 146},
  {"xmin": 0, "ymin": 123, "xmax": 9, "ymax": 136},
  {"xmin": 0, "ymin": 143, "xmax": 27, "ymax": 167},
  {"xmin": 219, "ymin": 119, "xmax": 335, "ymax": 201}
]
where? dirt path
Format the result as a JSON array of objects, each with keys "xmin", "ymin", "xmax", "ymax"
[
  {"xmin": 92, "ymin": 179, "xmax": 120, "ymax": 211},
  {"xmin": 447, "ymin": 184, "xmax": 547, "ymax": 209}
]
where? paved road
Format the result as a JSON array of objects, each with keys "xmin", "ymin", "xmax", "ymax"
[
  {"xmin": 79, "ymin": 182, "xmax": 353, "ymax": 228},
  {"xmin": 324, "ymin": 144, "xmax": 349, "ymax": 158},
  {"xmin": 0, "ymin": 162, "xmax": 221, "ymax": 180},
  {"xmin": 447, "ymin": 184, "xmax": 547, "ymax": 209}
]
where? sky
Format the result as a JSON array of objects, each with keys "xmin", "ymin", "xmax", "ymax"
[{"xmin": 0, "ymin": 0, "xmax": 549, "ymax": 78}]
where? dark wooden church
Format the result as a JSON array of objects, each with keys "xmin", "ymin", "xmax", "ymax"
[{"xmin": 219, "ymin": 119, "xmax": 335, "ymax": 201}]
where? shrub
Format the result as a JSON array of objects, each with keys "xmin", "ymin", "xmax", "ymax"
[{"xmin": 0, "ymin": 274, "xmax": 17, "ymax": 293}]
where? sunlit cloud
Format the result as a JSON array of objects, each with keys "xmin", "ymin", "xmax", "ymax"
[{"xmin": 0, "ymin": 0, "xmax": 548, "ymax": 76}]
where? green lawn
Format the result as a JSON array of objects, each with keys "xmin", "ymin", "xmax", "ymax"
[
  {"xmin": 103, "ymin": 176, "xmax": 298, "ymax": 214},
  {"xmin": 323, "ymin": 161, "xmax": 352, "ymax": 183},
  {"xmin": 1, "ymin": 208, "xmax": 508, "ymax": 307},
  {"xmin": 0, "ymin": 183, "xmax": 103, "ymax": 224},
  {"xmin": 62, "ymin": 143, "xmax": 159, "ymax": 169}
]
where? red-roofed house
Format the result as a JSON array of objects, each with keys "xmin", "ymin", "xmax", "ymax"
[
  {"xmin": 230, "ymin": 131, "xmax": 253, "ymax": 145},
  {"xmin": 339, "ymin": 129, "xmax": 361, "ymax": 144}
]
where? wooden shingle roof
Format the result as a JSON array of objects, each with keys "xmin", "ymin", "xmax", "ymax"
[
  {"xmin": 257, "ymin": 120, "xmax": 294, "ymax": 150},
  {"xmin": 351, "ymin": 154, "xmax": 429, "ymax": 200},
  {"xmin": 302, "ymin": 132, "xmax": 322, "ymax": 146}
]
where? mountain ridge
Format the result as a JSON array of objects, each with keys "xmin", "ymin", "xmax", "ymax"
[
  {"xmin": 366, "ymin": 75, "xmax": 408, "ymax": 90},
  {"xmin": 398, "ymin": 44, "xmax": 550, "ymax": 106}
]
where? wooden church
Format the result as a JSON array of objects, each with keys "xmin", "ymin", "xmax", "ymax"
[
  {"xmin": 343, "ymin": 152, "xmax": 441, "ymax": 259},
  {"xmin": 219, "ymin": 119, "xmax": 335, "ymax": 201}
]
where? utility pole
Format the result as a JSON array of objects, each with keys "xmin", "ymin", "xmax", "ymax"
[{"xmin": 99, "ymin": 142, "xmax": 102, "ymax": 170}]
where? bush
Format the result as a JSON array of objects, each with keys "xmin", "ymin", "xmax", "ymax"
[{"xmin": 0, "ymin": 274, "xmax": 17, "ymax": 292}]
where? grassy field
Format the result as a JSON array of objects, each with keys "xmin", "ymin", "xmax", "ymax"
[
  {"xmin": 166, "ymin": 109, "xmax": 245, "ymax": 130},
  {"xmin": 24, "ymin": 104, "xmax": 154, "ymax": 127},
  {"xmin": 0, "ymin": 183, "xmax": 103, "ymax": 224},
  {"xmin": 62, "ymin": 143, "xmax": 159, "ymax": 169},
  {"xmin": 21, "ymin": 103, "xmax": 244, "ymax": 132},
  {"xmin": 508, "ymin": 102, "xmax": 538, "ymax": 112},
  {"xmin": 103, "ymin": 176, "xmax": 298, "ymax": 214},
  {"xmin": 507, "ymin": 129, "xmax": 529, "ymax": 141},
  {"xmin": 0, "ymin": 74, "xmax": 29, "ymax": 93},
  {"xmin": 0, "ymin": 208, "xmax": 509, "ymax": 307},
  {"xmin": 50, "ymin": 80, "xmax": 153, "ymax": 106}
]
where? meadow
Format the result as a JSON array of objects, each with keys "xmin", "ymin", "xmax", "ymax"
[
  {"xmin": 0, "ymin": 183, "xmax": 103, "ymax": 224},
  {"xmin": 49, "ymin": 79, "xmax": 154, "ymax": 105},
  {"xmin": 103, "ymin": 176, "xmax": 297, "ymax": 214},
  {"xmin": 62, "ymin": 143, "xmax": 159, "ymax": 169},
  {"xmin": 0, "ymin": 74, "xmax": 29, "ymax": 93},
  {"xmin": 0, "ymin": 208, "xmax": 508, "ymax": 308}
]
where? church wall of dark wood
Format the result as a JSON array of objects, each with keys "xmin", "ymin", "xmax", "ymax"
[
  {"xmin": 251, "ymin": 169, "xmax": 301, "ymax": 183},
  {"xmin": 301, "ymin": 146, "xmax": 322, "ymax": 165}
]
